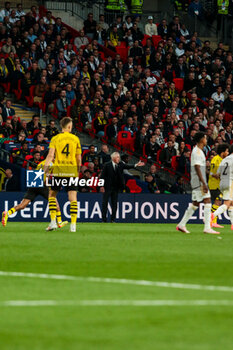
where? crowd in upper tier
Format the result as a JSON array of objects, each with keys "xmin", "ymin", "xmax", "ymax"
[{"xmin": 0, "ymin": 2, "xmax": 232, "ymax": 180}]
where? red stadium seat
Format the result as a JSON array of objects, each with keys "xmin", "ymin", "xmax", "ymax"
[
  {"xmin": 173, "ymin": 78, "xmax": 184, "ymax": 93},
  {"xmin": 116, "ymin": 43, "xmax": 129, "ymax": 63},
  {"xmin": 102, "ymin": 124, "xmax": 109, "ymax": 144},
  {"xmin": 117, "ymin": 131, "xmax": 134, "ymax": 151},
  {"xmin": 141, "ymin": 35, "xmax": 151, "ymax": 46},
  {"xmin": 12, "ymin": 79, "xmax": 22, "ymax": 101},
  {"xmin": 171, "ymin": 156, "xmax": 179, "ymax": 171},
  {"xmin": 156, "ymin": 149, "xmax": 162, "ymax": 164},
  {"xmin": 126, "ymin": 179, "xmax": 142, "ymax": 193},
  {"xmin": 152, "ymin": 35, "xmax": 162, "ymax": 48},
  {"xmin": 66, "ymin": 105, "xmax": 72, "ymax": 117},
  {"xmin": 22, "ymin": 155, "xmax": 33, "ymax": 168},
  {"xmin": 82, "ymin": 149, "xmax": 90, "ymax": 163},
  {"xmin": 0, "ymin": 82, "xmax": 10, "ymax": 93},
  {"xmin": 51, "ymin": 101, "xmax": 59, "ymax": 119},
  {"xmin": 224, "ymin": 112, "xmax": 233, "ymax": 123},
  {"xmin": 25, "ymin": 85, "xmax": 36, "ymax": 107}
]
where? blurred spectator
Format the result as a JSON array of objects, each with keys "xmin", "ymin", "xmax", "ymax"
[
  {"xmin": 145, "ymin": 16, "xmax": 158, "ymax": 36},
  {"xmin": 170, "ymin": 177, "xmax": 185, "ymax": 194},
  {"xmin": 94, "ymin": 110, "xmax": 108, "ymax": 137},
  {"xmin": 74, "ymin": 29, "xmax": 89, "ymax": 49},
  {"xmin": 11, "ymin": 141, "xmax": 29, "ymax": 166},
  {"xmin": 107, "ymin": 116, "xmax": 120, "ymax": 143},
  {"xmin": 97, "ymin": 14, "xmax": 109, "ymax": 31},
  {"xmin": 145, "ymin": 172, "xmax": 160, "ymax": 194},
  {"xmin": 43, "ymin": 11, "xmax": 55, "ymax": 25},
  {"xmin": 2, "ymin": 100, "xmax": 15, "ymax": 121},
  {"xmin": 211, "ymin": 85, "xmax": 225, "ymax": 103},
  {"xmin": 188, "ymin": 0, "xmax": 204, "ymax": 19},
  {"xmin": 0, "ymin": 58, "xmax": 9, "ymax": 84},
  {"xmin": 0, "ymin": 2, "xmax": 11, "ymax": 20},
  {"xmin": 56, "ymin": 89, "xmax": 70, "ymax": 119},
  {"xmin": 84, "ymin": 13, "xmax": 97, "ymax": 40},
  {"xmin": 2, "ymin": 169, "xmax": 19, "ymax": 191},
  {"xmin": 1, "ymin": 117, "xmax": 12, "ymax": 137},
  {"xmin": 81, "ymin": 104, "xmax": 93, "ymax": 131},
  {"xmin": 98, "ymin": 144, "xmax": 111, "ymax": 168},
  {"xmin": 28, "ymin": 151, "xmax": 41, "ymax": 170},
  {"xmin": 2, "ymin": 37, "xmax": 16, "ymax": 54},
  {"xmin": 27, "ymin": 115, "xmax": 41, "ymax": 135},
  {"xmin": 82, "ymin": 144, "xmax": 97, "ymax": 164},
  {"xmin": 160, "ymin": 140, "xmax": 177, "ymax": 167},
  {"xmin": 145, "ymin": 134, "xmax": 160, "ymax": 161},
  {"xmin": 78, "ymin": 169, "xmax": 91, "ymax": 192},
  {"xmin": 135, "ymin": 126, "xmax": 147, "ymax": 153},
  {"xmin": 177, "ymin": 149, "xmax": 191, "ymax": 174},
  {"xmin": 11, "ymin": 114, "xmax": 20, "ymax": 134},
  {"xmin": 223, "ymin": 91, "xmax": 233, "ymax": 114},
  {"xmin": 32, "ymin": 131, "xmax": 45, "ymax": 145}
]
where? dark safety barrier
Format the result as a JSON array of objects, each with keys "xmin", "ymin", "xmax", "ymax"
[{"xmin": 0, "ymin": 192, "xmax": 231, "ymax": 224}]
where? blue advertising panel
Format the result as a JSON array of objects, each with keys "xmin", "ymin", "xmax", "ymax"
[{"xmin": 0, "ymin": 192, "xmax": 231, "ymax": 224}]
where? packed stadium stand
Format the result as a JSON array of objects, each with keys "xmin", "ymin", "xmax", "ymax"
[{"xmin": 0, "ymin": 1, "xmax": 232, "ymax": 194}]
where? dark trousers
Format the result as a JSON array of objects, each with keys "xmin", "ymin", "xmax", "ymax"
[{"xmin": 102, "ymin": 189, "xmax": 118, "ymax": 221}]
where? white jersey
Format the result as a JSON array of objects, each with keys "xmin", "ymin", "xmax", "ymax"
[
  {"xmin": 217, "ymin": 154, "xmax": 233, "ymax": 191},
  {"xmin": 190, "ymin": 145, "xmax": 207, "ymax": 190}
]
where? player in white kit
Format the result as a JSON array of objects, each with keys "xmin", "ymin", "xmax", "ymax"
[
  {"xmin": 211, "ymin": 144, "xmax": 233, "ymax": 229},
  {"xmin": 176, "ymin": 132, "xmax": 220, "ymax": 234}
]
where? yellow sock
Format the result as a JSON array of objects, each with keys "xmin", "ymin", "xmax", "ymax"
[
  {"xmin": 211, "ymin": 204, "xmax": 219, "ymax": 224},
  {"xmin": 56, "ymin": 211, "xmax": 62, "ymax": 225},
  {"xmin": 49, "ymin": 197, "xmax": 57, "ymax": 221},
  {"xmin": 70, "ymin": 201, "xmax": 78, "ymax": 224},
  {"xmin": 8, "ymin": 207, "xmax": 16, "ymax": 216}
]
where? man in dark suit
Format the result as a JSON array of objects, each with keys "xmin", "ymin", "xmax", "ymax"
[
  {"xmin": 101, "ymin": 152, "xmax": 144, "ymax": 222},
  {"xmin": 2, "ymin": 100, "xmax": 15, "ymax": 122},
  {"xmin": 3, "ymin": 169, "xmax": 19, "ymax": 191},
  {"xmin": 107, "ymin": 116, "xmax": 120, "ymax": 143}
]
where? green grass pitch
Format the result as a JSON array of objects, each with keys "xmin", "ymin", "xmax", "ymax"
[{"xmin": 0, "ymin": 222, "xmax": 233, "ymax": 350}]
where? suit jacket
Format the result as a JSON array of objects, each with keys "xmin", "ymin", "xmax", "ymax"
[
  {"xmin": 107, "ymin": 124, "xmax": 120, "ymax": 139},
  {"xmin": 101, "ymin": 161, "xmax": 135, "ymax": 192},
  {"xmin": 3, "ymin": 175, "xmax": 19, "ymax": 191},
  {"xmin": 2, "ymin": 107, "xmax": 15, "ymax": 121}
]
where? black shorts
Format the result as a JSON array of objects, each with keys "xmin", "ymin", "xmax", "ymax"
[
  {"xmin": 24, "ymin": 187, "xmax": 49, "ymax": 202},
  {"xmin": 50, "ymin": 177, "xmax": 78, "ymax": 192},
  {"xmin": 210, "ymin": 189, "xmax": 221, "ymax": 202}
]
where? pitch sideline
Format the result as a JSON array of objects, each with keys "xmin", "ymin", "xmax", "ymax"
[
  {"xmin": 0, "ymin": 270, "xmax": 233, "ymax": 293},
  {"xmin": 1, "ymin": 299, "xmax": 233, "ymax": 307}
]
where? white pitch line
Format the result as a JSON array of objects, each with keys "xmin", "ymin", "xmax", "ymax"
[
  {"xmin": 0, "ymin": 271, "xmax": 233, "ymax": 293},
  {"xmin": 1, "ymin": 300, "xmax": 233, "ymax": 307}
]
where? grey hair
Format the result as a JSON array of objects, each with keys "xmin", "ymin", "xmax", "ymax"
[{"xmin": 111, "ymin": 152, "xmax": 120, "ymax": 160}]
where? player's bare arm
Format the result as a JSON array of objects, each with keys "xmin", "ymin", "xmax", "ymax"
[
  {"xmin": 195, "ymin": 164, "xmax": 208, "ymax": 193},
  {"xmin": 44, "ymin": 148, "xmax": 55, "ymax": 176},
  {"xmin": 76, "ymin": 153, "xmax": 82, "ymax": 174}
]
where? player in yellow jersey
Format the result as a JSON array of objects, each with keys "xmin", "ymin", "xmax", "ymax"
[
  {"xmin": 1, "ymin": 158, "xmax": 68, "ymax": 229},
  {"xmin": 44, "ymin": 117, "xmax": 82, "ymax": 232},
  {"xmin": 208, "ymin": 143, "xmax": 229, "ymax": 228}
]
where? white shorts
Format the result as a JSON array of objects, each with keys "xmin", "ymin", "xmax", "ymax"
[
  {"xmin": 192, "ymin": 187, "xmax": 211, "ymax": 202},
  {"xmin": 221, "ymin": 186, "xmax": 233, "ymax": 201}
]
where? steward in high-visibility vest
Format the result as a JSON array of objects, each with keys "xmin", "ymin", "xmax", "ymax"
[
  {"xmin": 131, "ymin": 0, "xmax": 143, "ymax": 14},
  {"xmin": 174, "ymin": 0, "xmax": 182, "ymax": 11},
  {"xmin": 106, "ymin": 0, "xmax": 121, "ymax": 10},
  {"xmin": 119, "ymin": 0, "xmax": 127, "ymax": 10},
  {"xmin": 217, "ymin": 0, "xmax": 229, "ymax": 14},
  {"xmin": 106, "ymin": 0, "xmax": 126, "ymax": 11}
]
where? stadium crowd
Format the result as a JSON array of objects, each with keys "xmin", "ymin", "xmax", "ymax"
[{"xmin": 0, "ymin": 2, "xmax": 233, "ymax": 193}]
